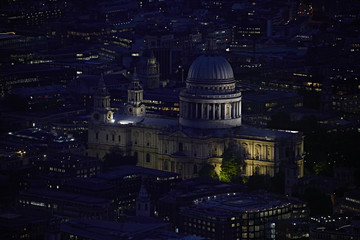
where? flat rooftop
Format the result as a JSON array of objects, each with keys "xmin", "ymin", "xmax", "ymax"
[{"xmin": 181, "ymin": 191, "xmax": 293, "ymax": 219}]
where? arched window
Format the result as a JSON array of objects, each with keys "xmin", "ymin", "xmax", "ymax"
[
  {"xmin": 146, "ymin": 153, "xmax": 150, "ymax": 163},
  {"xmin": 145, "ymin": 133, "xmax": 151, "ymax": 147},
  {"xmin": 255, "ymin": 144, "xmax": 261, "ymax": 160}
]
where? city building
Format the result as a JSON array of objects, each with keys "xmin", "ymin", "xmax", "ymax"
[
  {"xmin": 94, "ymin": 165, "xmax": 180, "ymax": 211},
  {"xmin": 59, "ymin": 218, "xmax": 205, "ymax": 240},
  {"xmin": 17, "ymin": 188, "xmax": 117, "ymax": 220},
  {"xmin": 0, "ymin": 209, "xmax": 56, "ymax": 240},
  {"xmin": 242, "ymin": 90, "xmax": 303, "ymax": 126},
  {"xmin": 30, "ymin": 153, "xmax": 101, "ymax": 180},
  {"xmin": 275, "ymin": 218, "xmax": 310, "ymax": 240},
  {"xmin": 157, "ymin": 178, "xmax": 242, "ymax": 227},
  {"xmin": 335, "ymin": 189, "xmax": 360, "ymax": 216},
  {"xmin": 310, "ymin": 217, "xmax": 360, "ymax": 240},
  {"xmin": 178, "ymin": 191, "xmax": 308, "ymax": 240},
  {"xmin": 88, "ymin": 48, "xmax": 304, "ymax": 186}
]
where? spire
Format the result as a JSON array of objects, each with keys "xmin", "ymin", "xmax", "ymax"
[
  {"xmin": 138, "ymin": 182, "xmax": 149, "ymax": 200},
  {"xmin": 96, "ymin": 73, "xmax": 109, "ymax": 96},
  {"xmin": 132, "ymin": 67, "xmax": 139, "ymax": 83},
  {"xmin": 129, "ymin": 68, "xmax": 142, "ymax": 90},
  {"xmin": 136, "ymin": 180, "xmax": 151, "ymax": 217}
]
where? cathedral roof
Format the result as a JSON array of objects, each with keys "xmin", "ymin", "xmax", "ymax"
[{"xmin": 187, "ymin": 54, "xmax": 234, "ymax": 85}]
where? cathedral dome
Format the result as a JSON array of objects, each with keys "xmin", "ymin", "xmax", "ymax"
[
  {"xmin": 187, "ymin": 55, "xmax": 234, "ymax": 85},
  {"xmin": 179, "ymin": 52, "xmax": 241, "ymax": 129}
]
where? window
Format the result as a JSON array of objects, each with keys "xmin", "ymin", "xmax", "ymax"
[
  {"xmin": 118, "ymin": 135, "xmax": 121, "ymax": 142},
  {"xmin": 112, "ymin": 135, "xmax": 115, "ymax": 141},
  {"xmin": 146, "ymin": 154, "xmax": 150, "ymax": 163},
  {"xmin": 95, "ymin": 132, "xmax": 98, "ymax": 140}
]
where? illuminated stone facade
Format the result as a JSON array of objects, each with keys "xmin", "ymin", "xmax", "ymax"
[{"xmin": 88, "ymin": 53, "xmax": 304, "ymax": 182}]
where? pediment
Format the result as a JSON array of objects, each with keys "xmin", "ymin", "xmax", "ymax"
[{"xmin": 168, "ymin": 130, "xmax": 188, "ymax": 138}]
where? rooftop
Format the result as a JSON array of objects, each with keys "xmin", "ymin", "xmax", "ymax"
[
  {"xmin": 97, "ymin": 165, "xmax": 179, "ymax": 181},
  {"xmin": 60, "ymin": 218, "xmax": 202, "ymax": 240},
  {"xmin": 109, "ymin": 113, "xmax": 300, "ymax": 141},
  {"xmin": 20, "ymin": 188, "xmax": 111, "ymax": 205},
  {"xmin": 181, "ymin": 191, "xmax": 293, "ymax": 219},
  {"xmin": 243, "ymin": 91, "xmax": 300, "ymax": 102}
]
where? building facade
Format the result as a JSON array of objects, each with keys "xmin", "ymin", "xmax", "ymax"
[
  {"xmin": 178, "ymin": 191, "xmax": 308, "ymax": 240},
  {"xmin": 88, "ymin": 51, "xmax": 304, "ymax": 181}
]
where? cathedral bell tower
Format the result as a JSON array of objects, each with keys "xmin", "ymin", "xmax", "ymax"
[
  {"xmin": 91, "ymin": 74, "xmax": 113, "ymax": 124},
  {"xmin": 138, "ymin": 51, "xmax": 160, "ymax": 89},
  {"xmin": 125, "ymin": 70, "xmax": 146, "ymax": 116}
]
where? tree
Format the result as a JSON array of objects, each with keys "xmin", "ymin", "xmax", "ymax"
[
  {"xmin": 199, "ymin": 164, "xmax": 219, "ymax": 180},
  {"xmin": 220, "ymin": 148, "xmax": 243, "ymax": 182}
]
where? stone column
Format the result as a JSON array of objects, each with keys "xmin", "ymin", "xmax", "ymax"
[
  {"xmin": 234, "ymin": 102, "xmax": 237, "ymax": 118},
  {"xmin": 220, "ymin": 103, "xmax": 223, "ymax": 120},
  {"xmin": 231, "ymin": 103, "xmax": 235, "ymax": 119},
  {"xmin": 206, "ymin": 104, "xmax": 210, "ymax": 120},
  {"xmin": 212, "ymin": 103, "xmax": 216, "ymax": 120},
  {"xmin": 195, "ymin": 103, "xmax": 198, "ymax": 119},
  {"xmin": 201, "ymin": 103, "xmax": 204, "ymax": 119},
  {"xmin": 191, "ymin": 103, "xmax": 195, "ymax": 119},
  {"xmin": 228, "ymin": 103, "xmax": 232, "ymax": 119},
  {"xmin": 235, "ymin": 102, "xmax": 239, "ymax": 117},
  {"xmin": 217, "ymin": 103, "xmax": 221, "ymax": 120},
  {"xmin": 191, "ymin": 102, "xmax": 193, "ymax": 119}
]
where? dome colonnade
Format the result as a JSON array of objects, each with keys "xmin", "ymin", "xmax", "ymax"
[{"xmin": 179, "ymin": 55, "xmax": 242, "ymax": 128}]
